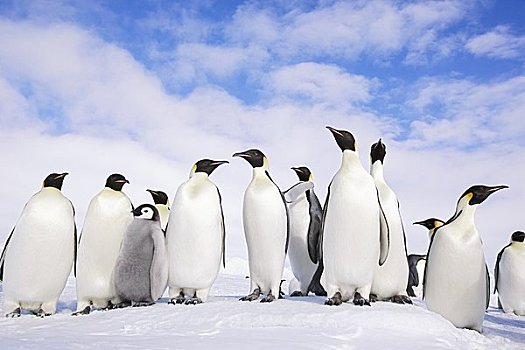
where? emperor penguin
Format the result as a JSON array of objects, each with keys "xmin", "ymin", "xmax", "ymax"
[
  {"xmin": 283, "ymin": 166, "xmax": 323, "ymax": 297},
  {"xmin": 74, "ymin": 174, "xmax": 133, "ymax": 315},
  {"xmin": 166, "ymin": 159, "xmax": 228, "ymax": 305},
  {"xmin": 369, "ymin": 139, "xmax": 411, "ymax": 304},
  {"xmin": 406, "ymin": 218, "xmax": 445, "ymax": 297},
  {"xmin": 147, "ymin": 189, "xmax": 170, "ymax": 232},
  {"xmin": 113, "ymin": 204, "xmax": 168, "ymax": 307},
  {"xmin": 424, "ymin": 184, "xmax": 508, "ymax": 332},
  {"xmin": 233, "ymin": 149, "xmax": 289, "ymax": 303},
  {"xmin": 320, "ymin": 127, "xmax": 389, "ymax": 306},
  {"xmin": 1, "ymin": 173, "xmax": 76, "ymax": 317},
  {"xmin": 494, "ymin": 231, "xmax": 525, "ymax": 316}
]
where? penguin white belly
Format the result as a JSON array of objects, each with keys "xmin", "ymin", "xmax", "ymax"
[
  {"xmin": 322, "ymin": 174, "xmax": 379, "ymax": 297},
  {"xmin": 498, "ymin": 247, "xmax": 525, "ymax": 315},
  {"xmin": 168, "ymin": 183, "xmax": 222, "ymax": 290},
  {"xmin": 371, "ymin": 185, "xmax": 409, "ymax": 298},
  {"xmin": 288, "ymin": 194, "xmax": 317, "ymax": 292},
  {"xmin": 3, "ymin": 191, "xmax": 74, "ymax": 312},
  {"xmin": 156, "ymin": 205, "xmax": 170, "ymax": 231},
  {"xmin": 425, "ymin": 231, "xmax": 486, "ymax": 330},
  {"xmin": 244, "ymin": 181, "xmax": 287, "ymax": 294},
  {"xmin": 76, "ymin": 191, "xmax": 132, "ymax": 304}
]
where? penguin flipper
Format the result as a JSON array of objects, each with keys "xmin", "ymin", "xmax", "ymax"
[
  {"xmin": 265, "ymin": 170, "xmax": 290, "ymax": 254},
  {"xmin": 217, "ymin": 188, "xmax": 226, "ymax": 268},
  {"xmin": 150, "ymin": 228, "xmax": 169, "ymax": 301},
  {"xmin": 73, "ymin": 223, "xmax": 78, "ymax": 277},
  {"xmin": 307, "ymin": 260, "xmax": 327, "ymax": 296},
  {"xmin": 306, "ymin": 190, "xmax": 323, "ymax": 264},
  {"xmin": 494, "ymin": 244, "xmax": 510, "ymax": 294},
  {"xmin": 283, "ymin": 182, "xmax": 314, "ymax": 203},
  {"xmin": 377, "ymin": 190, "xmax": 390, "ymax": 266},
  {"xmin": 485, "ymin": 264, "xmax": 490, "ymax": 310},
  {"xmin": 0, "ymin": 227, "xmax": 15, "ymax": 281}
]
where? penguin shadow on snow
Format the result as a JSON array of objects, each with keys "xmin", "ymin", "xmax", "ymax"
[{"xmin": 483, "ymin": 308, "xmax": 525, "ymax": 343}]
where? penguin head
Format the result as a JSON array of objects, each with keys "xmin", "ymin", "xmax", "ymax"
[
  {"xmin": 43, "ymin": 172, "xmax": 68, "ymax": 190},
  {"xmin": 459, "ymin": 184, "xmax": 508, "ymax": 206},
  {"xmin": 105, "ymin": 173, "xmax": 129, "ymax": 191},
  {"xmin": 291, "ymin": 167, "xmax": 312, "ymax": 182},
  {"xmin": 147, "ymin": 189, "xmax": 169, "ymax": 205},
  {"xmin": 511, "ymin": 231, "xmax": 525, "ymax": 243},
  {"xmin": 370, "ymin": 139, "xmax": 386, "ymax": 164},
  {"xmin": 413, "ymin": 218, "xmax": 444, "ymax": 230},
  {"xmin": 132, "ymin": 204, "xmax": 159, "ymax": 221},
  {"xmin": 232, "ymin": 149, "xmax": 267, "ymax": 168},
  {"xmin": 193, "ymin": 159, "xmax": 229, "ymax": 176},
  {"xmin": 326, "ymin": 126, "xmax": 356, "ymax": 152}
]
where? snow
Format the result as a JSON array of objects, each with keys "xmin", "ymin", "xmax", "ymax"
[{"xmin": 1, "ymin": 260, "xmax": 524, "ymax": 349}]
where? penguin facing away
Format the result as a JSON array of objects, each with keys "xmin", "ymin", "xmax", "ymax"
[
  {"xmin": 166, "ymin": 159, "xmax": 228, "ymax": 305},
  {"xmin": 1, "ymin": 173, "xmax": 76, "ymax": 317},
  {"xmin": 74, "ymin": 174, "xmax": 133, "ymax": 315},
  {"xmin": 147, "ymin": 189, "xmax": 170, "ymax": 232},
  {"xmin": 494, "ymin": 231, "xmax": 525, "ymax": 316},
  {"xmin": 233, "ymin": 149, "xmax": 289, "ymax": 303},
  {"xmin": 406, "ymin": 219, "xmax": 444, "ymax": 297},
  {"xmin": 369, "ymin": 139, "xmax": 411, "ymax": 304},
  {"xmin": 320, "ymin": 127, "xmax": 390, "ymax": 307},
  {"xmin": 283, "ymin": 166, "xmax": 324, "ymax": 297},
  {"xmin": 113, "ymin": 204, "xmax": 168, "ymax": 307},
  {"xmin": 424, "ymin": 184, "xmax": 507, "ymax": 332}
]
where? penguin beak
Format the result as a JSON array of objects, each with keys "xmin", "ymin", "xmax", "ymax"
[
  {"xmin": 147, "ymin": 189, "xmax": 157, "ymax": 195},
  {"xmin": 232, "ymin": 151, "xmax": 250, "ymax": 159},
  {"xmin": 291, "ymin": 167, "xmax": 302, "ymax": 174},
  {"xmin": 115, "ymin": 179, "xmax": 130, "ymax": 184},
  {"xmin": 326, "ymin": 126, "xmax": 344, "ymax": 137},
  {"xmin": 55, "ymin": 172, "xmax": 69, "ymax": 179},
  {"xmin": 210, "ymin": 160, "xmax": 229, "ymax": 167},
  {"xmin": 487, "ymin": 185, "xmax": 509, "ymax": 193}
]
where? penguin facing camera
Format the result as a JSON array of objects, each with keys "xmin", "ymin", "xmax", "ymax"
[{"xmin": 1, "ymin": 172, "xmax": 76, "ymax": 317}]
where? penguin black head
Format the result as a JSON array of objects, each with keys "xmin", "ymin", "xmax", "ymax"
[
  {"xmin": 147, "ymin": 189, "xmax": 169, "ymax": 205},
  {"xmin": 370, "ymin": 139, "xmax": 386, "ymax": 164},
  {"xmin": 291, "ymin": 167, "xmax": 312, "ymax": 182},
  {"xmin": 194, "ymin": 159, "xmax": 229, "ymax": 176},
  {"xmin": 326, "ymin": 126, "xmax": 356, "ymax": 152},
  {"xmin": 511, "ymin": 231, "xmax": 525, "ymax": 243},
  {"xmin": 43, "ymin": 172, "xmax": 68, "ymax": 190},
  {"xmin": 105, "ymin": 173, "xmax": 129, "ymax": 191},
  {"xmin": 232, "ymin": 149, "xmax": 267, "ymax": 168},
  {"xmin": 413, "ymin": 218, "xmax": 444, "ymax": 230},
  {"xmin": 132, "ymin": 204, "xmax": 159, "ymax": 221},
  {"xmin": 459, "ymin": 184, "xmax": 508, "ymax": 206}
]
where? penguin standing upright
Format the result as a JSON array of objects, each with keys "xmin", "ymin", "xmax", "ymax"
[
  {"xmin": 233, "ymin": 149, "xmax": 288, "ymax": 303},
  {"xmin": 113, "ymin": 204, "xmax": 168, "ymax": 307},
  {"xmin": 0, "ymin": 173, "xmax": 76, "ymax": 317},
  {"xmin": 74, "ymin": 174, "xmax": 133, "ymax": 315},
  {"xmin": 406, "ymin": 218, "xmax": 444, "ymax": 297},
  {"xmin": 494, "ymin": 231, "xmax": 525, "ymax": 316},
  {"xmin": 369, "ymin": 139, "xmax": 410, "ymax": 304},
  {"xmin": 424, "ymin": 185, "xmax": 507, "ymax": 332},
  {"xmin": 319, "ymin": 127, "xmax": 389, "ymax": 306},
  {"xmin": 166, "ymin": 159, "xmax": 228, "ymax": 304},
  {"xmin": 284, "ymin": 166, "xmax": 323, "ymax": 297},
  {"xmin": 146, "ymin": 189, "xmax": 170, "ymax": 232}
]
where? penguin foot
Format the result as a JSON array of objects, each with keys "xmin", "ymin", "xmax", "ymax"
[
  {"xmin": 407, "ymin": 287, "xmax": 416, "ymax": 298},
  {"xmin": 104, "ymin": 301, "xmax": 115, "ymax": 310},
  {"xmin": 114, "ymin": 301, "xmax": 132, "ymax": 309},
  {"xmin": 168, "ymin": 292, "xmax": 186, "ymax": 305},
  {"xmin": 353, "ymin": 292, "xmax": 370, "ymax": 307},
  {"xmin": 391, "ymin": 295, "xmax": 412, "ymax": 305},
  {"xmin": 325, "ymin": 292, "xmax": 343, "ymax": 306},
  {"xmin": 6, "ymin": 308, "xmax": 21, "ymax": 318},
  {"xmin": 35, "ymin": 309, "xmax": 51, "ymax": 318},
  {"xmin": 133, "ymin": 301, "xmax": 154, "ymax": 307},
  {"xmin": 369, "ymin": 294, "xmax": 379, "ymax": 303},
  {"xmin": 278, "ymin": 280, "xmax": 286, "ymax": 299},
  {"xmin": 184, "ymin": 297, "xmax": 203, "ymax": 305},
  {"xmin": 260, "ymin": 294, "xmax": 276, "ymax": 303},
  {"xmin": 239, "ymin": 288, "xmax": 260, "ymax": 302},
  {"xmin": 72, "ymin": 306, "xmax": 91, "ymax": 316},
  {"xmin": 290, "ymin": 291, "xmax": 304, "ymax": 297}
]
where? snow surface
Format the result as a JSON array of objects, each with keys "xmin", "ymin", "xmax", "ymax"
[{"xmin": 1, "ymin": 258, "xmax": 524, "ymax": 349}]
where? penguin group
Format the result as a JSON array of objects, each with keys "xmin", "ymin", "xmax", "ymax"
[{"xmin": 0, "ymin": 126, "xmax": 520, "ymax": 335}]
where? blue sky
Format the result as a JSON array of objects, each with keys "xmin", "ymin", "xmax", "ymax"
[{"xmin": 0, "ymin": 0, "xmax": 524, "ymax": 264}]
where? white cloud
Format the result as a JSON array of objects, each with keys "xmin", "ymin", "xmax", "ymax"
[
  {"xmin": 265, "ymin": 62, "xmax": 377, "ymax": 107},
  {"xmin": 466, "ymin": 25, "xmax": 525, "ymax": 60}
]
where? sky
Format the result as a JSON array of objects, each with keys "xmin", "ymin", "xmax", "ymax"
[{"xmin": 0, "ymin": 0, "xmax": 524, "ymax": 268}]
